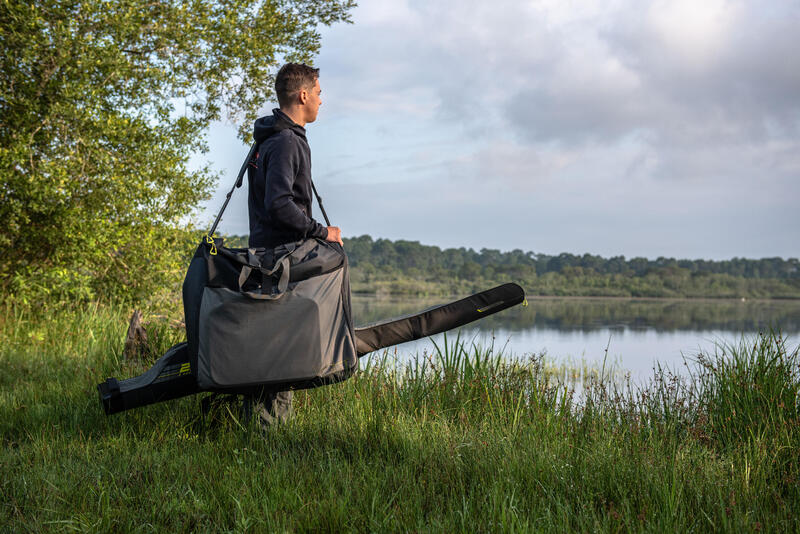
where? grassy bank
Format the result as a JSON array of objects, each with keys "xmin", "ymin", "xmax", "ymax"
[{"xmin": 1, "ymin": 304, "xmax": 798, "ymax": 532}]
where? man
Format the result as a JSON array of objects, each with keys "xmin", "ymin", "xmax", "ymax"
[{"xmin": 245, "ymin": 63, "xmax": 342, "ymax": 425}]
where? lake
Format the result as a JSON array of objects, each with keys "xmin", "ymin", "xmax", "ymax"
[{"xmin": 351, "ymin": 295, "xmax": 800, "ymax": 380}]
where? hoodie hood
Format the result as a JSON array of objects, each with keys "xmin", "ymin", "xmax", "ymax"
[{"xmin": 253, "ymin": 108, "xmax": 306, "ymax": 143}]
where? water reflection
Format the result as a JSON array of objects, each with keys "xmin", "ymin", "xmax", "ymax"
[{"xmin": 353, "ymin": 296, "xmax": 800, "ymax": 334}]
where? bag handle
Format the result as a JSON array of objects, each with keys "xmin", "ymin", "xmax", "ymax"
[
  {"xmin": 207, "ymin": 140, "xmax": 332, "ymax": 237},
  {"xmin": 237, "ymin": 249, "xmax": 292, "ymax": 300}
]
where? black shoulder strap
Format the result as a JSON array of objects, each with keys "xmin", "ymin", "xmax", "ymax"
[
  {"xmin": 207, "ymin": 141, "xmax": 258, "ymax": 237},
  {"xmin": 310, "ymin": 179, "xmax": 331, "ymax": 227},
  {"xmin": 206, "ymin": 141, "xmax": 331, "ymax": 237}
]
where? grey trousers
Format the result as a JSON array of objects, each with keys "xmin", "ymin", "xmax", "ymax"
[{"xmin": 246, "ymin": 389, "xmax": 293, "ymax": 426}]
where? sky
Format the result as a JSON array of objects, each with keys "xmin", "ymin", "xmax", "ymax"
[{"xmin": 196, "ymin": 0, "xmax": 800, "ymax": 261}]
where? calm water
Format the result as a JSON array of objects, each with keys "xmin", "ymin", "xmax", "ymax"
[{"xmin": 351, "ymin": 295, "xmax": 800, "ymax": 379}]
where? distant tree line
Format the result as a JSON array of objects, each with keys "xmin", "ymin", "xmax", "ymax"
[{"xmin": 342, "ymin": 235, "xmax": 799, "ymax": 280}]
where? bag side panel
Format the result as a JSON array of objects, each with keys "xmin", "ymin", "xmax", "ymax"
[
  {"xmin": 293, "ymin": 267, "xmax": 357, "ymax": 378},
  {"xmin": 197, "ymin": 286, "xmax": 323, "ymax": 389},
  {"xmin": 288, "ymin": 239, "xmax": 345, "ymax": 282}
]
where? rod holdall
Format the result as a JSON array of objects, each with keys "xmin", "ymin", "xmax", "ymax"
[{"xmin": 98, "ymin": 282, "xmax": 526, "ymax": 415}]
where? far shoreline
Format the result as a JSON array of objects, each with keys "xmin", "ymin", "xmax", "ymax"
[{"xmin": 351, "ymin": 292, "xmax": 800, "ymax": 303}]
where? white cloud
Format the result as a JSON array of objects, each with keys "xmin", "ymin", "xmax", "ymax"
[{"xmin": 645, "ymin": 0, "xmax": 742, "ymax": 67}]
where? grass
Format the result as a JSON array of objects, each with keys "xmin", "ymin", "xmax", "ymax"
[{"xmin": 1, "ymin": 303, "xmax": 798, "ymax": 532}]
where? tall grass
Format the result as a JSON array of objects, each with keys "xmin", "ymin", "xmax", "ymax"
[{"xmin": 1, "ymin": 303, "xmax": 798, "ymax": 532}]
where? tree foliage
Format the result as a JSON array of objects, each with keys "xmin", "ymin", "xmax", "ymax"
[
  {"xmin": 335, "ymin": 235, "xmax": 800, "ymax": 279},
  {"xmin": 0, "ymin": 0, "xmax": 355, "ymax": 303}
]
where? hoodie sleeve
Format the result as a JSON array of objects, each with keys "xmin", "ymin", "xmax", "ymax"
[{"xmin": 264, "ymin": 134, "xmax": 328, "ymax": 239}]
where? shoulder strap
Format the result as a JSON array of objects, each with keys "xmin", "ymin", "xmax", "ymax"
[
  {"xmin": 310, "ymin": 179, "xmax": 331, "ymax": 227},
  {"xmin": 207, "ymin": 141, "xmax": 258, "ymax": 237},
  {"xmin": 206, "ymin": 141, "xmax": 332, "ymax": 237}
]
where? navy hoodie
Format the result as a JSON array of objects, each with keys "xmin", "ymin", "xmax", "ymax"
[{"xmin": 247, "ymin": 108, "xmax": 328, "ymax": 249}]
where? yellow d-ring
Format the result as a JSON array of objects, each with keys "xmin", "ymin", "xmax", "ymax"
[{"xmin": 205, "ymin": 234, "xmax": 217, "ymax": 255}]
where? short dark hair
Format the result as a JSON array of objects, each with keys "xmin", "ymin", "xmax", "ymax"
[{"xmin": 275, "ymin": 63, "xmax": 319, "ymax": 107}]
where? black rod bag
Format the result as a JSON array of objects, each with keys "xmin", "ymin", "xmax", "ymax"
[{"xmin": 98, "ymin": 236, "xmax": 525, "ymax": 415}]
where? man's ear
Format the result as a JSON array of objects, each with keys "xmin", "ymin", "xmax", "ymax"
[{"xmin": 298, "ymin": 88, "xmax": 308, "ymax": 105}]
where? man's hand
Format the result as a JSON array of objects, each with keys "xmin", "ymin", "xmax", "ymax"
[{"xmin": 325, "ymin": 226, "xmax": 343, "ymax": 246}]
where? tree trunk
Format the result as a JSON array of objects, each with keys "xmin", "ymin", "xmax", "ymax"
[{"xmin": 123, "ymin": 309, "xmax": 149, "ymax": 361}]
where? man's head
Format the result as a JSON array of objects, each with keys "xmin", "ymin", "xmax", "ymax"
[{"xmin": 275, "ymin": 63, "xmax": 321, "ymax": 126}]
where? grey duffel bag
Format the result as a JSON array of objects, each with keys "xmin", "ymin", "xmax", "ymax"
[{"xmin": 183, "ymin": 236, "xmax": 357, "ymax": 392}]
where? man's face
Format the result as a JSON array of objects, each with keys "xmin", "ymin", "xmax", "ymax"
[{"xmin": 303, "ymin": 78, "xmax": 322, "ymax": 124}]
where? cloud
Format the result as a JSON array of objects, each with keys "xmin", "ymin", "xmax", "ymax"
[
  {"xmin": 323, "ymin": 0, "xmax": 800, "ymax": 147},
  {"xmin": 200, "ymin": 0, "xmax": 800, "ymax": 259}
]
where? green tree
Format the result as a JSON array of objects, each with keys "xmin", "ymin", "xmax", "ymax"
[{"xmin": 0, "ymin": 0, "xmax": 355, "ymax": 304}]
